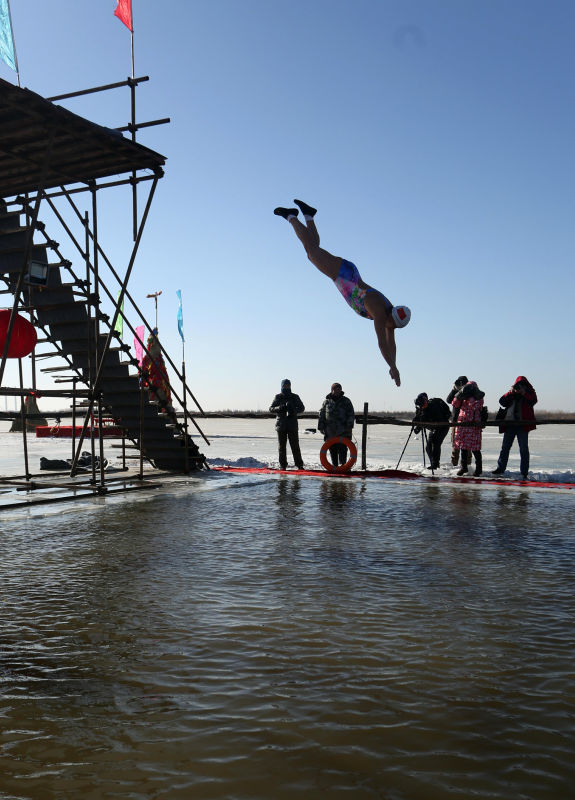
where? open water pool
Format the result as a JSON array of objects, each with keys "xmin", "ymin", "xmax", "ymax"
[{"xmin": 1, "ymin": 472, "xmax": 574, "ymax": 799}]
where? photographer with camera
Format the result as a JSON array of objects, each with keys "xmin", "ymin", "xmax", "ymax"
[
  {"xmin": 492, "ymin": 376, "xmax": 537, "ymax": 480},
  {"xmin": 269, "ymin": 379, "xmax": 306, "ymax": 470},
  {"xmin": 413, "ymin": 392, "xmax": 451, "ymax": 470}
]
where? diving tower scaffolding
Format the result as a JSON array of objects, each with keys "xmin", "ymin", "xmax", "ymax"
[{"xmin": 0, "ymin": 75, "xmax": 209, "ymax": 508}]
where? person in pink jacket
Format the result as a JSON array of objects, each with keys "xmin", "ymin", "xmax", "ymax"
[
  {"xmin": 492, "ymin": 376, "xmax": 537, "ymax": 480},
  {"xmin": 451, "ymin": 381, "xmax": 485, "ymax": 477}
]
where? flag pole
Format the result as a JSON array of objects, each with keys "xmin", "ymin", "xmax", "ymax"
[
  {"xmin": 129, "ymin": 1, "xmax": 136, "ymax": 239},
  {"xmin": 114, "ymin": 0, "xmax": 137, "ymax": 236},
  {"xmin": 177, "ymin": 290, "xmax": 189, "ymax": 472},
  {"xmin": 181, "ymin": 333, "xmax": 189, "ymax": 472},
  {"xmin": 146, "ymin": 290, "xmax": 162, "ymax": 330},
  {"xmin": 130, "ymin": 1, "xmax": 135, "ymax": 79},
  {"xmin": 182, "ymin": 349, "xmax": 190, "ymax": 472}
]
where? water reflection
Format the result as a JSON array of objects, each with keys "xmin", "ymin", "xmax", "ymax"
[
  {"xmin": 276, "ymin": 475, "xmax": 302, "ymax": 505},
  {"xmin": 275, "ymin": 477, "xmax": 304, "ymax": 531},
  {"xmin": 318, "ymin": 478, "xmax": 359, "ymax": 506},
  {"xmin": 494, "ymin": 487, "xmax": 531, "ymax": 520}
]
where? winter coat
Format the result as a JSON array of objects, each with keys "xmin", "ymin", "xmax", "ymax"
[
  {"xmin": 451, "ymin": 381, "xmax": 484, "ymax": 451},
  {"xmin": 413, "ymin": 398, "xmax": 451, "ymax": 434},
  {"xmin": 269, "ymin": 390, "xmax": 305, "ymax": 433},
  {"xmin": 318, "ymin": 393, "xmax": 355, "ymax": 440},
  {"xmin": 498, "ymin": 376, "xmax": 537, "ymax": 434}
]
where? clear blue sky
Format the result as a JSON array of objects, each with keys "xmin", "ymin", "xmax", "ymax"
[{"xmin": 2, "ymin": 0, "xmax": 574, "ymax": 412}]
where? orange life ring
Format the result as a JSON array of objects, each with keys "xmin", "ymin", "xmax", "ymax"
[{"xmin": 319, "ymin": 436, "xmax": 357, "ymax": 473}]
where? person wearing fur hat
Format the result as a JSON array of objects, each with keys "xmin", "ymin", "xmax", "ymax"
[
  {"xmin": 269, "ymin": 379, "xmax": 305, "ymax": 470},
  {"xmin": 492, "ymin": 376, "xmax": 538, "ymax": 479},
  {"xmin": 451, "ymin": 380, "xmax": 485, "ymax": 477},
  {"xmin": 274, "ymin": 200, "xmax": 410, "ymax": 387}
]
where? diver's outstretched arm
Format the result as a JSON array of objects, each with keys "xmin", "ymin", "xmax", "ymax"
[{"xmin": 374, "ymin": 318, "xmax": 400, "ymax": 386}]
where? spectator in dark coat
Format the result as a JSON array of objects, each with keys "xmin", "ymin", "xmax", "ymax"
[
  {"xmin": 318, "ymin": 383, "xmax": 355, "ymax": 467},
  {"xmin": 413, "ymin": 392, "xmax": 451, "ymax": 470},
  {"xmin": 269, "ymin": 379, "xmax": 305, "ymax": 470},
  {"xmin": 492, "ymin": 376, "xmax": 537, "ymax": 479}
]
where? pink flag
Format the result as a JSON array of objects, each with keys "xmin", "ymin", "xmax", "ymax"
[
  {"xmin": 134, "ymin": 325, "xmax": 145, "ymax": 366},
  {"xmin": 114, "ymin": 0, "xmax": 133, "ymax": 32}
]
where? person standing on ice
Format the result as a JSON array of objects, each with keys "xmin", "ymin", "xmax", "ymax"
[
  {"xmin": 492, "ymin": 376, "xmax": 537, "ymax": 480},
  {"xmin": 269, "ymin": 379, "xmax": 305, "ymax": 470},
  {"xmin": 412, "ymin": 392, "xmax": 451, "ymax": 470},
  {"xmin": 318, "ymin": 382, "xmax": 355, "ymax": 468},
  {"xmin": 446, "ymin": 375, "xmax": 472, "ymax": 467},
  {"xmin": 274, "ymin": 200, "xmax": 410, "ymax": 386},
  {"xmin": 451, "ymin": 380, "xmax": 485, "ymax": 477}
]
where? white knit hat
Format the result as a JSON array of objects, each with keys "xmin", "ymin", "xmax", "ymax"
[{"xmin": 392, "ymin": 305, "xmax": 411, "ymax": 328}]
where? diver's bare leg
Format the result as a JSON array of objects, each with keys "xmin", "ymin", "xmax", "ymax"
[
  {"xmin": 292, "ymin": 217, "xmax": 320, "ymax": 248},
  {"xmin": 289, "ymin": 218, "xmax": 341, "ymax": 280}
]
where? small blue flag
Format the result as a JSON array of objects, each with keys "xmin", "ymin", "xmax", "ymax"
[
  {"xmin": 0, "ymin": 0, "xmax": 17, "ymax": 72},
  {"xmin": 176, "ymin": 289, "xmax": 185, "ymax": 343}
]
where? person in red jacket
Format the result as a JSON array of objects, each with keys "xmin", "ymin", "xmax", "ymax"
[
  {"xmin": 492, "ymin": 376, "xmax": 537, "ymax": 479},
  {"xmin": 141, "ymin": 329, "xmax": 174, "ymax": 416}
]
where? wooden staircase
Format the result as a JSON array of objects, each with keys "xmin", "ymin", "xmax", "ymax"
[{"xmin": 0, "ymin": 202, "xmax": 206, "ymax": 472}]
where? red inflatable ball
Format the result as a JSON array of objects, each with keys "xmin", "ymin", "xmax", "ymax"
[{"xmin": 0, "ymin": 310, "xmax": 38, "ymax": 358}]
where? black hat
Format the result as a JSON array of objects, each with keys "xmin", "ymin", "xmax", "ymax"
[
  {"xmin": 455, "ymin": 375, "xmax": 468, "ymax": 387},
  {"xmin": 415, "ymin": 392, "xmax": 428, "ymax": 407}
]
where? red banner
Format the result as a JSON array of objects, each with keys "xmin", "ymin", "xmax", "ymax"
[{"xmin": 114, "ymin": 0, "xmax": 133, "ymax": 32}]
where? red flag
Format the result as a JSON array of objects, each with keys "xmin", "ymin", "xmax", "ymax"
[{"xmin": 114, "ymin": 0, "xmax": 133, "ymax": 32}]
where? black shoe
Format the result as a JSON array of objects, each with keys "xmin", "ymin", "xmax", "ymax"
[
  {"xmin": 521, "ymin": 473, "xmax": 528, "ymax": 480},
  {"xmin": 491, "ymin": 468, "xmax": 504, "ymax": 475},
  {"xmin": 274, "ymin": 207, "xmax": 298, "ymax": 220},
  {"xmin": 293, "ymin": 199, "xmax": 317, "ymax": 217}
]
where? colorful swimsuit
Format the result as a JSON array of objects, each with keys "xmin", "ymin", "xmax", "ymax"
[{"xmin": 334, "ymin": 259, "xmax": 392, "ymax": 319}]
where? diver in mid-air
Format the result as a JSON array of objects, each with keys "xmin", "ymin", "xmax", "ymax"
[{"xmin": 274, "ymin": 200, "xmax": 410, "ymax": 386}]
